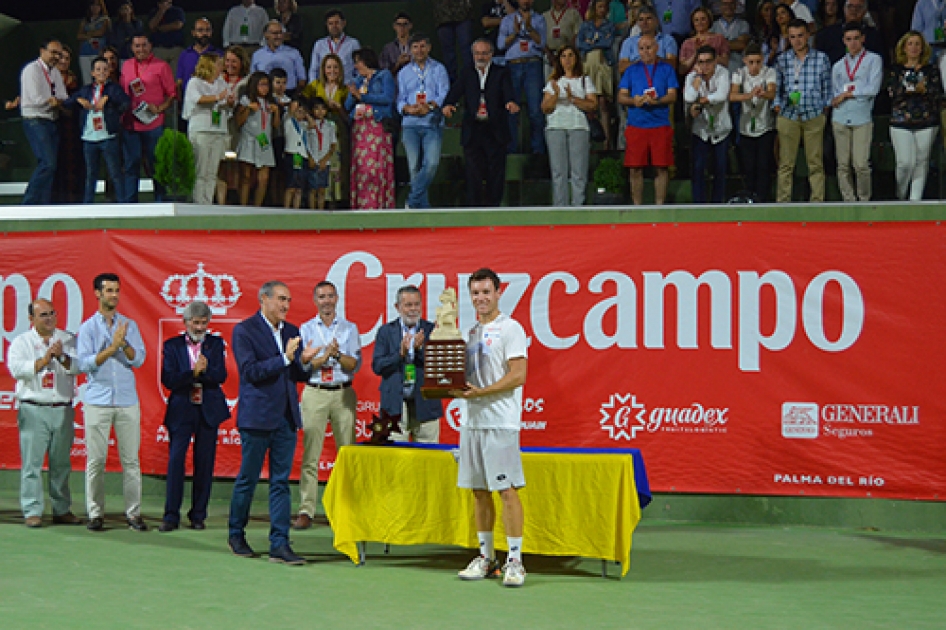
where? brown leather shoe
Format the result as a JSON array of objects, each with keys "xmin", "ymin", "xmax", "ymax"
[
  {"xmin": 292, "ymin": 513, "xmax": 312, "ymax": 530},
  {"xmin": 25, "ymin": 516, "xmax": 42, "ymax": 528},
  {"xmin": 52, "ymin": 512, "xmax": 81, "ymax": 525}
]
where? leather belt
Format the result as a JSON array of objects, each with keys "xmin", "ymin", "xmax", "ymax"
[
  {"xmin": 307, "ymin": 382, "xmax": 353, "ymax": 391},
  {"xmin": 22, "ymin": 400, "xmax": 71, "ymax": 408}
]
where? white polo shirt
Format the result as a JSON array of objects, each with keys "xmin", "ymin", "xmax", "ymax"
[{"xmin": 465, "ymin": 313, "xmax": 528, "ymax": 431}]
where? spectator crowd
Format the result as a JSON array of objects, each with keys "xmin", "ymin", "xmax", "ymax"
[{"xmin": 7, "ymin": 0, "xmax": 941, "ymax": 208}]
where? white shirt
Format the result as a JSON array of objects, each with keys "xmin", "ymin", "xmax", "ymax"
[
  {"xmin": 788, "ymin": 0, "xmax": 814, "ymax": 23},
  {"xmin": 20, "ymin": 59, "xmax": 66, "ymax": 120},
  {"xmin": 300, "ymin": 314, "xmax": 362, "ymax": 385},
  {"xmin": 183, "ymin": 76, "xmax": 231, "ymax": 133},
  {"xmin": 684, "ymin": 65, "xmax": 732, "ymax": 143},
  {"xmin": 306, "ymin": 118, "xmax": 337, "ymax": 162},
  {"xmin": 222, "ymin": 2, "xmax": 269, "ymax": 47},
  {"xmin": 284, "ymin": 115, "xmax": 309, "ymax": 157},
  {"xmin": 465, "ymin": 314, "xmax": 528, "ymax": 431},
  {"xmin": 544, "ymin": 75, "xmax": 597, "ymax": 130},
  {"xmin": 7, "ymin": 328, "xmax": 80, "ymax": 404},
  {"xmin": 309, "ymin": 34, "xmax": 362, "ymax": 84},
  {"xmin": 732, "ymin": 65, "xmax": 777, "ymax": 137}
]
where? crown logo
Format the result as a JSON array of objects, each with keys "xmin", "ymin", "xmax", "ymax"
[{"xmin": 161, "ymin": 263, "xmax": 241, "ymax": 315}]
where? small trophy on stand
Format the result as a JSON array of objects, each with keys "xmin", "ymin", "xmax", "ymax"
[
  {"xmin": 365, "ymin": 409, "xmax": 401, "ymax": 445},
  {"xmin": 421, "ymin": 288, "xmax": 467, "ymax": 399}
]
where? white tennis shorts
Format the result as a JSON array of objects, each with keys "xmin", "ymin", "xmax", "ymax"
[{"xmin": 457, "ymin": 427, "xmax": 525, "ymax": 492}]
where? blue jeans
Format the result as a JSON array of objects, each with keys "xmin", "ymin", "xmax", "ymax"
[
  {"xmin": 401, "ymin": 125, "xmax": 443, "ymax": 209},
  {"xmin": 83, "ymin": 137, "xmax": 124, "ymax": 204},
  {"xmin": 691, "ymin": 135, "xmax": 729, "ymax": 203},
  {"xmin": 123, "ymin": 126, "xmax": 165, "ymax": 202},
  {"xmin": 437, "ymin": 20, "xmax": 473, "ymax": 83},
  {"xmin": 507, "ymin": 60, "xmax": 546, "ymax": 154},
  {"xmin": 22, "ymin": 118, "xmax": 59, "ymax": 205},
  {"xmin": 227, "ymin": 421, "xmax": 297, "ymax": 550}
]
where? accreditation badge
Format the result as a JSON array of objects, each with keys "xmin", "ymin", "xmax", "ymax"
[
  {"xmin": 212, "ymin": 109, "xmax": 221, "ymax": 126},
  {"xmin": 293, "ymin": 153, "xmax": 304, "ymax": 169},
  {"xmin": 129, "ymin": 77, "xmax": 145, "ymax": 97},
  {"xmin": 320, "ymin": 366, "xmax": 334, "ymax": 382},
  {"xmin": 519, "ymin": 39, "xmax": 529, "ymax": 52},
  {"xmin": 416, "ymin": 91, "xmax": 427, "ymax": 106},
  {"xmin": 552, "ymin": 27, "xmax": 561, "ymax": 39},
  {"xmin": 404, "ymin": 363, "xmax": 416, "ymax": 386},
  {"xmin": 91, "ymin": 111, "xmax": 105, "ymax": 132},
  {"xmin": 190, "ymin": 382, "xmax": 203, "ymax": 405},
  {"xmin": 41, "ymin": 371, "xmax": 55, "ymax": 390},
  {"xmin": 257, "ymin": 132, "xmax": 270, "ymax": 149},
  {"xmin": 476, "ymin": 95, "xmax": 488, "ymax": 121}
]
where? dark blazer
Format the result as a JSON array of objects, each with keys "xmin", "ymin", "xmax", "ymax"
[
  {"xmin": 63, "ymin": 81, "xmax": 131, "ymax": 137},
  {"xmin": 371, "ymin": 318, "xmax": 444, "ymax": 422},
  {"xmin": 232, "ymin": 312, "xmax": 307, "ymax": 431},
  {"xmin": 161, "ymin": 333, "xmax": 231, "ymax": 430},
  {"xmin": 443, "ymin": 62, "xmax": 515, "ymax": 148}
]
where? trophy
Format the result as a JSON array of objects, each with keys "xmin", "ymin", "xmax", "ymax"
[
  {"xmin": 421, "ymin": 288, "xmax": 467, "ymax": 399},
  {"xmin": 365, "ymin": 409, "xmax": 401, "ymax": 445}
]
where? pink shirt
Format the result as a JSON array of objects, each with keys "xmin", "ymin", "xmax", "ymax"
[{"xmin": 120, "ymin": 54, "xmax": 176, "ymax": 131}]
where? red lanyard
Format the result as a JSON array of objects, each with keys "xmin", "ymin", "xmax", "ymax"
[
  {"xmin": 259, "ymin": 98, "xmax": 268, "ymax": 130},
  {"xmin": 844, "ymin": 50, "xmax": 865, "ymax": 83},
  {"xmin": 550, "ymin": 8, "xmax": 566, "ymax": 25},
  {"xmin": 642, "ymin": 63, "xmax": 656, "ymax": 88},
  {"xmin": 313, "ymin": 120, "xmax": 323, "ymax": 151},
  {"xmin": 92, "ymin": 83, "xmax": 103, "ymax": 105},
  {"xmin": 38, "ymin": 61, "xmax": 55, "ymax": 95},
  {"xmin": 328, "ymin": 35, "xmax": 346, "ymax": 55}
]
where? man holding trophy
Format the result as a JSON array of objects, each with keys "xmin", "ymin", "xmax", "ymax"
[{"xmin": 446, "ymin": 268, "xmax": 529, "ymax": 588}]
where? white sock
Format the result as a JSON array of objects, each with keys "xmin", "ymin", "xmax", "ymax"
[
  {"xmin": 477, "ymin": 532, "xmax": 494, "ymax": 560},
  {"xmin": 507, "ymin": 536, "xmax": 523, "ymax": 563}
]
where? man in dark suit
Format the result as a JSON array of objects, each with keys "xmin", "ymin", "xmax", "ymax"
[
  {"xmin": 442, "ymin": 38, "xmax": 520, "ymax": 207},
  {"xmin": 372, "ymin": 285, "xmax": 443, "ymax": 443},
  {"xmin": 159, "ymin": 300, "xmax": 230, "ymax": 532},
  {"xmin": 227, "ymin": 280, "xmax": 318, "ymax": 565}
]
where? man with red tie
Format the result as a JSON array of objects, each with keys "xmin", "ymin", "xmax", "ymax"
[{"xmin": 159, "ymin": 300, "xmax": 230, "ymax": 532}]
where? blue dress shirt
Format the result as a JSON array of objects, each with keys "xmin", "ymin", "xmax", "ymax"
[
  {"xmin": 397, "ymin": 58, "xmax": 450, "ymax": 127},
  {"xmin": 78, "ymin": 311, "xmax": 146, "ymax": 406}
]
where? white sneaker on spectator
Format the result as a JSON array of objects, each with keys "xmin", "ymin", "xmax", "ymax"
[
  {"xmin": 458, "ymin": 555, "xmax": 500, "ymax": 580},
  {"xmin": 502, "ymin": 559, "xmax": 526, "ymax": 587}
]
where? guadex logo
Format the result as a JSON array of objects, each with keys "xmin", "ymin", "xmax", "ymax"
[
  {"xmin": 782, "ymin": 401, "xmax": 920, "ymax": 440},
  {"xmin": 156, "ymin": 263, "xmax": 242, "ymax": 410},
  {"xmin": 600, "ymin": 393, "xmax": 729, "ymax": 441},
  {"xmin": 781, "ymin": 402, "xmax": 819, "ymax": 439}
]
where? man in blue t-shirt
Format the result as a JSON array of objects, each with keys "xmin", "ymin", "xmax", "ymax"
[{"xmin": 617, "ymin": 35, "xmax": 679, "ymax": 205}]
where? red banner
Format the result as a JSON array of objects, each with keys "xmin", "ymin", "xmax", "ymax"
[{"xmin": 1, "ymin": 224, "xmax": 944, "ymax": 499}]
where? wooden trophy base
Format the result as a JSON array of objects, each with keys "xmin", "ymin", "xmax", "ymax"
[{"xmin": 421, "ymin": 339, "xmax": 466, "ymax": 399}]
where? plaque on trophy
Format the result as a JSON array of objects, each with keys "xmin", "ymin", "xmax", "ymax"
[{"xmin": 421, "ymin": 288, "xmax": 467, "ymax": 399}]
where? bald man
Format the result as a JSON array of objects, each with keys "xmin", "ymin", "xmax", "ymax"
[{"xmin": 6, "ymin": 299, "xmax": 82, "ymax": 528}]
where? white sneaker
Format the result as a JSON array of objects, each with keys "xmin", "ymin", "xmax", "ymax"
[
  {"xmin": 502, "ymin": 559, "xmax": 526, "ymax": 587},
  {"xmin": 458, "ymin": 555, "xmax": 500, "ymax": 580}
]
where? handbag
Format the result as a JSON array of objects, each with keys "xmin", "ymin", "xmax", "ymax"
[{"xmin": 582, "ymin": 76, "xmax": 606, "ymax": 143}]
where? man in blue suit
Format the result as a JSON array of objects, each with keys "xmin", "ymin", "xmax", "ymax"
[
  {"xmin": 227, "ymin": 281, "xmax": 318, "ymax": 565},
  {"xmin": 372, "ymin": 285, "xmax": 443, "ymax": 442},
  {"xmin": 159, "ymin": 300, "xmax": 230, "ymax": 532}
]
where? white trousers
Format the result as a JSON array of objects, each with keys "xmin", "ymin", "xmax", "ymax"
[{"xmin": 889, "ymin": 126, "xmax": 937, "ymax": 201}]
